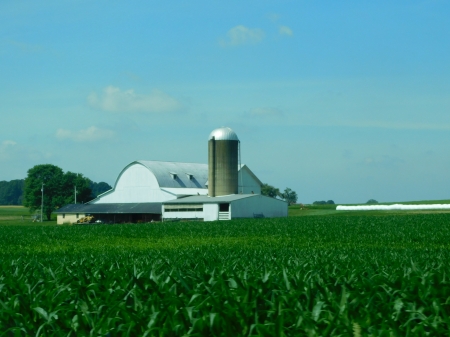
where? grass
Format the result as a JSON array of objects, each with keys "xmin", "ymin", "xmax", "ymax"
[{"xmin": 0, "ymin": 206, "xmax": 56, "ymax": 225}]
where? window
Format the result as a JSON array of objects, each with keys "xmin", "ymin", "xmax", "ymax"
[
  {"xmin": 165, "ymin": 205, "xmax": 203, "ymax": 212},
  {"xmin": 219, "ymin": 203, "xmax": 230, "ymax": 212},
  {"xmin": 62, "ymin": 214, "xmax": 65, "ymax": 218},
  {"xmin": 76, "ymin": 214, "xmax": 79, "ymax": 218}
]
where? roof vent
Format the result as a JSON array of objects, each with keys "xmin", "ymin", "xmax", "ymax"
[
  {"xmin": 186, "ymin": 173, "xmax": 194, "ymax": 180},
  {"xmin": 169, "ymin": 172, "xmax": 177, "ymax": 179}
]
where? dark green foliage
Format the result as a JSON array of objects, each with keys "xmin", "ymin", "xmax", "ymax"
[
  {"xmin": 89, "ymin": 181, "xmax": 112, "ymax": 198},
  {"xmin": 261, "ymin": 183, "xmax": 280, "ymax": 198},
  {"xmin": 23, "ymin": 165, "xmax": 92, "ymax": 220},
  {"xmin": 367, "ymin": 199, "xmax": 379, "ymax": 204},
  {"xmin": 280, "ymin": 188, "xmax": 298, "ymax": 205},
  {"xmin": 1, "ymin": 215, "xmax": 450, "ymax": 335},
  {"xmin": 314, "ymin": 200, "xmax": 335, "ymax": 205},
  {"xmin": 0, "ymin": 179, "xmax": 24, "ymax": 205}
]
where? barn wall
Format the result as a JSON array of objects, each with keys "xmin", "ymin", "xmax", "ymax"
[
  {"xmin": 92, "ymin": 163, "xmax": 173, "ymax": 203},
  {"xmin": 204, "ymin": 204, "xmax": 219, "ymax": 221},
  {"xmin": 238, "ymin": 168, "xmax": 262, "ymax": 194},
  {"xmin": 57, "ymin": 213, "xmax": 85, "ymax": 225},
  {"xmin": 162, "ymin": 211, "xmax": 204, "ymax": 220},
  {"xmin": 231, "ymin": 195, "xmax": 287, "ymax": 219}
]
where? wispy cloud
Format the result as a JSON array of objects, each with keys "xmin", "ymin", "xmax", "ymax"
[
  {"xmin": 220, "ymin": 25, "xmax": 265, "ymax": 47},
  {"xmin": 0, "ymin": 140, "xmax": 17, "ymax": 160},
  {"xmin": 279, "ymin": 25, "xmax": 293, "ymax": 37},
  {"xmin": 8, "ymin": 40, "xmax": 43, "ymax": 53},
  {"xmin": 88, "ymin": 86, "xmax": 182, "ymax": 113},
  {"xmin": 0, "ymin": 140, "xmax": 49, "ymax": 162},
  {"xmin": 339, "ymin": 120, "xmax": 450, "ymax": 131},
  {"xmin": 268, "ymin": 13, "xmax": 281, "ymax": 23},
  {"xmin": 56, "ymin": 126, "xmax": 115, "ymax": 142}
]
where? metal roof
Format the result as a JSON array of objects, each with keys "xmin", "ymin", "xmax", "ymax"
[
  {"xmin": 136, "ymin": 161, "xmax": 208, "ymax": 188},
  {"xmin": 163, "ymin": 194, "xmax": 257, "ymax": 204},
  {"xmin": 54, "ymin": 203, "xmax": 162, "ymax": 214},
  {"xmin": 208, "ymin": 127, "xmax": 239, "ymax": 141}
]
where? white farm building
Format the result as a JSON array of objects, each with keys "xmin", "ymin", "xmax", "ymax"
[{"xmin": 55, "ymin": 127, "xmax": 288, "ymax": 224}]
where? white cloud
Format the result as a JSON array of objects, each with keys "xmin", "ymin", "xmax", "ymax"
[
  {"xmin": 0, "ymin": 140, "xmax": 17, "ymax": 160},
  {"xmin": 279, "ymin": 25, "xmax": 293, "ymax": 36},
  {"xmin": 220, "ymin": 25, "xmax": 265, "ymax": 47},
  {"xmin": 268, "ymin": 13, "xmax": 281, "ymax": 23},
  {"xmin": 250, "ymin": 107, "xmax": 283, "ymax": 117},
  {"xmin": 88, "ymin": 86, "xmax": 182, "ymax": 113},
  {"xmin": 8, "ymin": 40, "xmax": 43, "ymax": 53},
  {"xmin": 0, "ymin": 140, "xmax": 49, "ymax": 163},
  {"xmin": 56, "ymin": 126, "xmax": 115, "ymax": 142},
  {"xmin": 1, "ymin": 140, "xmax": 17, "ymax": 147}
]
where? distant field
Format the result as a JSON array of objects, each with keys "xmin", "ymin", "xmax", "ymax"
[
  {"xmin": 289, "ymin": 199, "xmax": 450, "ymax": 217},
  {"xmin": 1, "ymin": 212, "xmax": 450, "ymax": 335},
  {"xmin": 0, "ymin": 206, "xmax": 56, "ymax": 224}
]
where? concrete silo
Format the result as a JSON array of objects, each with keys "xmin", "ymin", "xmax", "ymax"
[{"xmin": 208, "ymin": 127, "xmax": 239, "ymax": 197}]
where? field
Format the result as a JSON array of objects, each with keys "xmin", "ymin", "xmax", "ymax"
[{"xmin": 1, "ymin": 206, "xmax": 450, "ymax": 335}]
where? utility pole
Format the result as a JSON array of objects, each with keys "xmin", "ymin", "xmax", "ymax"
[
  {"xmin": 41, "ymin": 183, "xmax": 44, "ymax": 222},
  {"xmin": 74, "ymin": 173, "xmax": 78, "ymax": 204}
]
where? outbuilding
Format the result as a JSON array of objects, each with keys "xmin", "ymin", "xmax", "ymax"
[{"xmin": 162, "ymin": 194, "xmax": 288, "ymax": 222}]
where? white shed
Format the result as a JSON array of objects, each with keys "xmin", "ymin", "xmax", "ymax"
[{"xmin": 162, "ymin": 194, "xmax": 288, "ymax": 222}]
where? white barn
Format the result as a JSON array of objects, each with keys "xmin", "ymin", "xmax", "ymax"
[
  {"xmin": 55, "ymin": 160, "xmax": 264, "ymax": 224},
  {"xmin": 90, "ymin": 161, "xmax": 262, "ymax": 204}
]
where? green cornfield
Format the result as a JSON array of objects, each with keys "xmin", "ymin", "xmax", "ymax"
[{"xmin": 1, "ymin": 214, "xmax": 450, "ymax": 336}]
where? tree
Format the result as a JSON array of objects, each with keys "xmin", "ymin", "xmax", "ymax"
[
  {"xmin": 280, "ymin": 187, "xmax": 298, "ymax": 205},
  {"xmin": 90, "ymin": 181, "xmax": 112, "ymax": 198},
  {"xmin": 0, "ymin": 180, "xmax": 24, "ymax": 205},
  {"xmin": 23, "ymin": 164, "xmax": 92, "ymax": 220},
  {"xmin": 366, "ymin": 199, "xmax": 378, "ymax": 204},
  {"xmin": 327, "ymin": 200, "xmax": 335, "ymax": 205},
  {"xmin": 261, "ymin": 183, "xmax": 280, "ymax": 198},
  {"xmin": 62, "ymin": 172, "xmax": 93, "ymax": 204}
]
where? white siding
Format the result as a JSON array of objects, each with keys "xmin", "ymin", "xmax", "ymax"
[
  {"xmin": 57, "ymin": 213, "xmax": 85, "ymax": 225},
  {"xmin": 238, "ymin": 167, "xmax": 262, "ymax": 194},
  {"xmin": 163, "ymin": 211, "xmax": 204, "ymax": 220},
  {"xmin": 92, "ymin": 163, "xmax": 173, "ymax": 203},
  {"xmin": 230, "ymin": 195, "xmax": 287, "ymax": 219},
  {"xmin": 204, "ymin": 204, "xmax": 219, "ymax": 221}
]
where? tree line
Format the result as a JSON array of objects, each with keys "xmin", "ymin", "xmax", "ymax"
[
  {"xmin": 261, "ymin": 183, "xmax": 298, "ymax": 205},
  {"xmin": 0, "ymin": 165, "xmax": 111, "ymax": 217}
]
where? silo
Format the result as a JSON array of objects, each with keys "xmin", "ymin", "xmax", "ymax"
[{"xmin": 208, "ymin": 127, "xmax": 239, "ymax": 197}]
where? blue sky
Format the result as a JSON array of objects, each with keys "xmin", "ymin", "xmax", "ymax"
[{"xmin": 1, "ymin": 0, "xmax": 449, "ymax": 203}]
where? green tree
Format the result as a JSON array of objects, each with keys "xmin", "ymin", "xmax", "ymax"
[
  {"xmin": 261, "ymin": 183, "xmax": 280, "ymax": 198},
  {"xmin": 62, "ymin": 172, "xmax": 93, "ymax": 204},
  {"xmin": 23, "ymin": 165, "xmax": 92, "ymax": 220},
  {"xmin": 90, "ymin": 181, "xmax": 112, "ymax": 198},
  {"xmin": 0, "ymin": 179, "xmax": 24, "ymax": 205},
  {"xmin": 366, "ymin": 199, "xmax": 378, "ymax": 204},
  {"xmin": 280, "ymin": 188, "xmax": 298, "ymax": 205}
]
